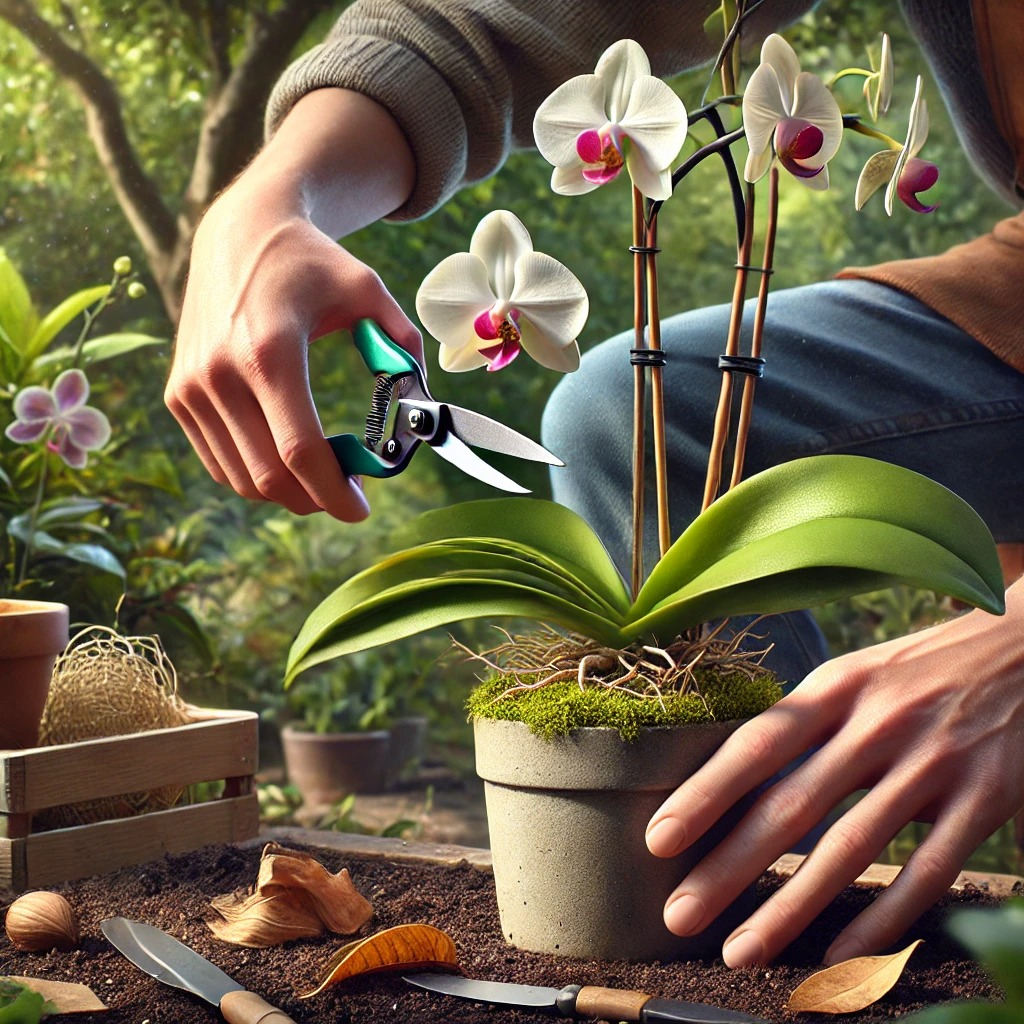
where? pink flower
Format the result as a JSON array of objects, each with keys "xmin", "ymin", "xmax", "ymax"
[{"xmin": 5, "ymin": 368, "xmax": 111, "ymax": 468}]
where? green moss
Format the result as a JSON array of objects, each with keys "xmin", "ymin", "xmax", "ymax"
[{"xmin": 466, "ymin": 670, "xmax": 783, "ymax": 742}]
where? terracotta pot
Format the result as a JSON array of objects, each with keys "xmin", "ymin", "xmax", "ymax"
[
  {"xmin": 385, "ymin": 714, "xmax": 429, "ymax": 789},
  {"xmin": 0, "ymin": 599, "xmax": 69, "ymax": 751},
  {"xmin": 474, "ymin": 717, "xmax": 755, "ymax": 961},
  {"xmin": 281, "ymin": 723, "xmax": 391, "ymax": 806}
]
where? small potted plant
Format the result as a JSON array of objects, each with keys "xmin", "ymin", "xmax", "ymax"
[{"xmin": 285, "ymin": 20, "xmax": 1004, "ymax": 961}]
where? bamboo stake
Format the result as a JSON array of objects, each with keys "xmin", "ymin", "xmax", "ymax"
[
  {"xmin": 729, "ymin": 166, "xmax": 778, "ymax": 490},
  {"xmin": 644, "ymin": 215, "xmax": 671, "ymax": 558},
  {"xmin": 630, "ymin": 185, "xmax": 647, "ymax": 599},
  {"xmin": 701, "ymin": 182, "xmax": 755, "ymax": 512}
]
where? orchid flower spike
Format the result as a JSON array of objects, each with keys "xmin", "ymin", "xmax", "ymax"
[
  {"xmin": 855, "ymin": 76, "xmax": 938, "ymax": 215},
  {"xmin": 742, "ymin": 34, "xmax": 843, "ymax": 189},
  {"xmin": 864, "ymin": 33, "xmax": 894, "ymax": 121},
  {"xmin": 415, "ymin": 211, "xmax": 588, "ymax": 373},
  {"xmin": 533, "ymin": 39, "xmax": 688, "ymax": 200},
  {"xmin": 4, "ymin": 368, "xmax": 111, "ymax": 468}
]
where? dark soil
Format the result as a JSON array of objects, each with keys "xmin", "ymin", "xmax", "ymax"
[{"xmin": 0, "ymin": 840, "xmax": 1011, "ymax": 1023}]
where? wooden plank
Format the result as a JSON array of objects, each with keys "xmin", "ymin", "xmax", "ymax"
[
  {"xmin": 0, "ymin": 711, "xmax": 257, "ymax": 813},
  {"xmin": 0, "ymin": 793, "xmax": 260, "ymax": 891}
]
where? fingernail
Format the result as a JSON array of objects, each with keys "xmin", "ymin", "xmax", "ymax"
[
  {"xmin": 824, "ymin": 940, "xmax": 861, "ymax": 966},
  {"xmin": 722, "ymin": 930, "xmax": 764, "ymax": 968},
  {"xmin": 646, "ymin": 816, "xmax": 685, "ymax": 855},
  {"xmin": 665, "ymin": 893, "xmax": 705, "ymax": 935}
]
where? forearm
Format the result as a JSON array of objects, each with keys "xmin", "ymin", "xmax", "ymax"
[{"xmin": 243, "ymin": 88, "xmax": 414, "ymax": 241}]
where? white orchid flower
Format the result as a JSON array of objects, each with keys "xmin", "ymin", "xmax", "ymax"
[
  {"xmin": 855, "ymin": 76, "xmax": 938, "ymax": 215},
  {"xmin": 415, "ymin": 211, "xmax": 588, "ymax": 373},
  {"xmin": 533, "ymin": 39, "xmax": 688, "ymax": 200},
  {"xmin": 863, "ymin": 33, "xmax": 893, "ymax": 121},
  {"xmin": 742, "ymin": 34, "xmax": 843, "ymax": 190}
]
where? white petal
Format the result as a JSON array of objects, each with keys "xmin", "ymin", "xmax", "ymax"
[
  {"xmin": 509, "ymin": 252, "xmax": 589, "ymax": 345},
  {"xmin": 886, "ymin": 76, "xmax": 925, "ymax": 214},
  {"xmin": 798, "ymin": 163, "xmax": 831, "ymax": 191},
  {"xmin": 625, "ymin": 147, "xmax": 673, "ymax": 199},
  {"xmin": 760, "ymin": 34, "xmax": 801, "ymax": 110},
  {"xmin": 875, "ymin": 33, "xmax": 893, "ymax": 118},
  {"xmin": 518, "ymin": 318, "xmax": 581, "ymax": 372},
  {"xmin": 618, "ymin": 76, "xmax": 688, "ymax": 171},
  {"xmin": 534, "ymin": 74, "xmax": 608, "ymax": 166},
  {"xmin": 855, "ymin": 150, "xmax": 898, "ymax": 210},
  {"xmin": 791, "ymin": 72, "xmax": 843, "ymax": 161},
  {"xmin": 470, "ymin": 210, "xmax": 533, "ymax": 302},
  {"xmin": 415, "ymin": 252, "xmax": 497, "ymax": 351},
  {"xmin": 438, "ymin": 343, "xmax": 489, "ymax": 372},
  {"xmin": 742, "ymin": 63, "xmax": 785, "ymax": 160},
  {"xmin": 594, "ymin": 39, "xmax": 651, "ymax": 123},
  {"xmin": 550, "ymin": 163, "xmax": 601, "ymax": 196},
  {"xmin": 12, "ymin": 385, "xmax": 57, "ymax": 423},
  {"xmin": 743, "ymin": 144, "xmax": 774, "ymax": 184}
]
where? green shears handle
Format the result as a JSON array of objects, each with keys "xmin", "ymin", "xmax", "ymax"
[{"xmin": 327, "ymin": 319, "xmax": 421, "ymax": 478}]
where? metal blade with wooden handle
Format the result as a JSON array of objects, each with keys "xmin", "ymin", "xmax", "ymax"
[
  {"xmin": 101, "ymin": 917, "xmax": 297, "ymax": 1024},
  {"xmin": 404, "ymin": 972, "xmax": 770, "ymax": 1023}
]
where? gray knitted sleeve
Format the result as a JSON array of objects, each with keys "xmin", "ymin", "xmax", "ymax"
[{"xmin": 265, "ymin": 0, "xmax": 815, "ymax": 221}]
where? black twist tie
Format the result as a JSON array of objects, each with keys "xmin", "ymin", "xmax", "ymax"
[
  {"xmin": 718, "ymin": 355, "xmax": 766, "ymax": 377},
  {"xmin": 628, "ymin": 245, "xmax": 662, "ymax": 255},
  {"xmin": 630, "ymin": 348, "xmax": 668, "ymax": 368},
  {"xmin": 734, "ymin": 262, "xmax": 775, "ymax": 275}
]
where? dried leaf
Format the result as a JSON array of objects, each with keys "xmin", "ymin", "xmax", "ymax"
[
  {"xmin": 207, "ymin": 843, "xmax": 373, "ymax": 947},
  {"xmin": 300, "ymin": 923, "xmax": 460, "ymax": 998},
  {"xmin": 787, "ymin": 940, "xmax": 924, "ymax": 1014},
  {"xmin": 7, "ymin": 977, "xmax": 107, "ymax": 1014}
]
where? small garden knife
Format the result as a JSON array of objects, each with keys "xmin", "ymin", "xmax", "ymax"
[
  {"xmin": 101, "ymin": 917, "xmax": 297, "ymax": 1023},
  {"xmin": 326, "ymin": 318, "xmax": 562, "ymax": 492},
  {"xmin": 403, "ymin": 972, "xmax": 770, "ymax": 1023}
]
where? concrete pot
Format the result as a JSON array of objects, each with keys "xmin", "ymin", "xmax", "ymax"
[
  {"xmin": 474, "ymin": 717, "xmax": 755, "ymax": 961},
  {"xmin": 281, "ymin": 724, "xmax": 391, "ymax": 807},
  {"xmin": 0, "ymin": 599, "xmax": 69, "ymax": 750},
  {"xmin": 386, "ymin": 715, "xmax": 429, "ymax": 789}
]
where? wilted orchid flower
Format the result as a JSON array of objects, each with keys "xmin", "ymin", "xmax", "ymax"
[
  {"xmin": 743, "ymin": 34, "xmax": 843, "ymax": 189},
  {"xmin": 5, "ymin": 368, "xmax": 111, "ymax": 468},
  {"xmin": 855, "ymin": 76, "xmax": 938, "ymax": 215},
  {"xmin": 863, "ymin": 33, "xmax": 893, "ymax": 121},
  {"xmin": 415, "ymin": 211, "xmax": 588, "ymax": 373},
  {"xmin": 533, "ymin": 39, "xmax": 688, "ymax": 200}
]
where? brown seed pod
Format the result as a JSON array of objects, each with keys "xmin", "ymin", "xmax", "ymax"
[{"xmin": 4, "ymin": 891, "xmax": 79, "ymax": 952}]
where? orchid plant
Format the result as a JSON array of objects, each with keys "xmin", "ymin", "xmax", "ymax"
[
  {"xmin": 0, "ymin": 253, "xmax": 163, "ymax": 596},
  {"xmin": 286, "ymin": 11, "xmax": 1000, "ymax": 689}
]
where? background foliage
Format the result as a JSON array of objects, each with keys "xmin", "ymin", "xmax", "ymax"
[{"xmin": 0, "ymin": 1, "xmax": 1017, "ymax": 868}]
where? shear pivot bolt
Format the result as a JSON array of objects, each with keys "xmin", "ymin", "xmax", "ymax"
[
  {"xmin": 384, "ymin": 438, "xmax": 402, "ymax": 458},
  {"xmin": 408, "ymin": 409, "xmax": 433, "ymax": 434}
]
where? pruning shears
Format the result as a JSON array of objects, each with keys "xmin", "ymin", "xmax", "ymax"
[{"xmin": 326, "ymin": 319, "xmax": 562, "ymax": 493}]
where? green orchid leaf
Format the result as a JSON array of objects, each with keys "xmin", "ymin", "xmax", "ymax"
[
  {"xmin": 395, "ymin": 498, "xmax": 630, "ymax": 615},
  {"xmin": 0, "ymin": 249, "xmax": 39, "ymax": 356},
  {"xmin": 628, "ymin": 517, "xmax": 1000, "ymax": 643},
  {"xmin": 286, "ymin": 574, "xmax": 621, "ymax": 684},
  {"xmin": 903, "ymin": 1004, "xmax": 1024, "ymax": 1023},
  {"xmin": 24, "ymin": 285, "xmax": 109, "ymax": 363},
  {"xmin": 634, "ymin": 456, "xmax": 1004, "ymax": 619},
  {"xmin": 34, "ymin": 498, "xmax": 107, "ymax": 525},
  {"xmin": 30, "ymin": 331, "xmax": 165, "ymax": 376}
]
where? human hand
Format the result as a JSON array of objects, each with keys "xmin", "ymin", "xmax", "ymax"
[
  {"xmin": 165, "ymin": 88, "xmax": 418, "ymax": 520},
  {"xmin": 645, "ymin": 577, "xmax": 1024, "ymax": 967}
]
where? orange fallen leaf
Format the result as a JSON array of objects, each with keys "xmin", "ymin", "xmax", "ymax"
[
  {"xmin": 787, "ymin": 939, "xmax": 924, "ymax": 1014},
  {"xmin": 300, "ymin": 923, "xmax": 460, "ymax": 998},
  {"xmin": 207, "ymin": 843, "xmax": 373, "ymax": 947}
]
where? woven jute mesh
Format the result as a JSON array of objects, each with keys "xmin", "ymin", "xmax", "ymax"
[{"xmin": 35, "ymin": 627, "xmax": 192, "ymax": 829}]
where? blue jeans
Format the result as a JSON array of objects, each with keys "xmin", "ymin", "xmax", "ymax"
[{"xmin": 542, "ymin": 279, "xmax": 1024, "ymax": 689}]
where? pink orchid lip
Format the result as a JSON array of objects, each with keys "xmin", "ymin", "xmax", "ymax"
[
  {"xmin": 479, "ymin": 337, "xmax": 521, "ymax": 372},
  {"xmin": 576, "ymin": 128, "xmax": 605, "ymax": 163},
  {"xmin": 775, "ymin": 118, "xmax": 824, "ymax": 161},
  {"xmin": 897, "ymin": 157, "xmax": 939, "ymax": 213},
  {"xmin": 575, "ymin": 127, "xmax": 625, "ymax": 185},
  {"xmin": 473, "ymin": 309, "xmax": 500, "ymax": 341}
]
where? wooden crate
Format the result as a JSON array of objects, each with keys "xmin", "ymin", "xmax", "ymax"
[{"xmin": 0, "ymin": 708, "xmax": 259, "ymax": 891}]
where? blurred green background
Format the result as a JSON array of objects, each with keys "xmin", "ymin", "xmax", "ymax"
[{"xmin": 1, "ymin": 1, "xmax": 1018, "ymax": 871}]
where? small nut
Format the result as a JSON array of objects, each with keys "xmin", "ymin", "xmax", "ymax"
[{"xmin": 4, "ymin": 891, "xmax": 79, "ymax": 952}]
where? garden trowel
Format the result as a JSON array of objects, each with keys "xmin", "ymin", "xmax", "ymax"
[
  {"xmin": 404, "ymin": 971, "xmax": 771, "ymax": 1023},
  {"xmin": 101, "ymin": 917, "xmax": 297, "ymax": 1023}
]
